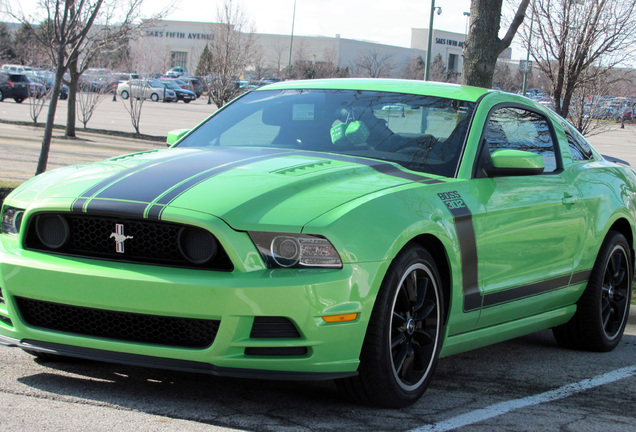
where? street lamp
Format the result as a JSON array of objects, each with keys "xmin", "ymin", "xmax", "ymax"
[
  {"xmin": 463, "ymin": 11, "xmax": 470, "ymax": 37},
  {"xmin": 521, "ymin": 0, "xmax": 535, "ymax": 96},
  {"xmin": 288, "ymin": 0, "xmax": 297, "ymax": 74},
  {"xmin": 424, "ymin": 0, "xmax": 442, "ymax": 81}
]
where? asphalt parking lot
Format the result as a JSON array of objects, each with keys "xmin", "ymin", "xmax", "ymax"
[{"xmin": 2, "ymin": 97, "xmax": 636, "ymax": 431}]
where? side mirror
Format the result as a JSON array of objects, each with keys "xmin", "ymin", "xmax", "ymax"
[
  {"xmin": 486, "ymin": 149, "xmax": 545, "ymax": 177},
  {"xmin": 166, "ymin": 128, "xmax": 190, "ymax": 146}
]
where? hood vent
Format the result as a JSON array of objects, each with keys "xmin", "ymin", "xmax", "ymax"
[{"xmin": 272, "ymin": 160, "xmax": 333, "ymax": 176}]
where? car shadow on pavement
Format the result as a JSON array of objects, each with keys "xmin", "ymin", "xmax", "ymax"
[{"xmin": 15, "ymin": 329, "xmax": 636, "ymax": 431}]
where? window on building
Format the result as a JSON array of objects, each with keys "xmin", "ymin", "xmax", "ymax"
[
  {"xmin": 448, "ymin": 54, "xmax": 458, "ymax": 72},
  {"xmin": 171, "ymin": 51, "xmax": 188, "ymax": 69}
]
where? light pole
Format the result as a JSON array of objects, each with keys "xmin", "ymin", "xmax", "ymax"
[
  {"xmin": 521, "ymin": 0, "xmax": 535, "ymax": 96},
  {"xmin": 287, "ymin": 0, "xmax": 297, "ymax": 75},
  {"xmin": 424, "ymin": 0, "xmax": 442, "ymax": 81},
  {"xmin": 463, "ymin": 11, "xmax": 470, "ymax": 36}
]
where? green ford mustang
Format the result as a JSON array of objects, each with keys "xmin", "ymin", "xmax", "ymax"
[{"xmin": 1, "ymin": 79, "xmax": 635, "ymax": 407}]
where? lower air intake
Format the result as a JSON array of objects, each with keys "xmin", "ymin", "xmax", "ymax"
[{"xmin": 16, "ymin": 297, "xmax": 219, "ymax": 349}]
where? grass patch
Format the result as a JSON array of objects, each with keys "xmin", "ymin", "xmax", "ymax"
[{"xmin": 0, "ymin": 180, "xmax": 22, "ymax": 189}]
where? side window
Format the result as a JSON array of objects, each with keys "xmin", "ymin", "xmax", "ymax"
[
  {"xmin": 484, "ymin": 107, "xmax": 558, "ymax": 173},
  {"xmin": 565, "ymin": 129, "xmax": 594, "ymax": 161}
]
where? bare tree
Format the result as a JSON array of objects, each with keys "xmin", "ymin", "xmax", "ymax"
[
  {"xmin": 62, "ymin": 1, "xmax": 171, "ymax": 139},
  {"xmin": 526, "ymin": 0, "xmax": 636, "ymax": 122},
  {"xmin": 120, "ymin": 82, "xmax": 147, "ymax": 134},
  {"xmin": 205, "ymin": 0, "xmax": 255, "ymax": 109},
  {"xmin": 429, "ymin": 53, "xmax": 447, "ymax": 82},
  {"xmin": 403, "ymin": 56, "xmax": 425, "ymax": 80},
  {"xmin": 492, "ymin": 62, "xmax": 518, "ymax": 92},
  {"xmin": 462, "ymin": 0, "xmax": 530, "ymax": 88},
  {"xmin": 77, "ymin": 85, "xmax": 108, "ymax": 128},
  {"xmin": 4, "ymin": 0, "xmax": 171, "ymax": 175},
  {"xmin": 28, "ymin": 87, "xmax": 51, "ymax": 125},
  {"xmin": 355, "ymin": 48, "xmax": 393, "ymax": 78},
  {"xmin": 270, "ymin": 39, "xmax": 287, "ymax": 78}
]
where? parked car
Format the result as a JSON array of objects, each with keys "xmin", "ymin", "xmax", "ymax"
[
  {"xmin": 2, "ymin": 79, "xmax": 635, "ymax": 409},
  {"xmin": 165, "ymin": 66, "xmax": 188, "ymax": 78},
  {"xmin": 113, "ymin": 72, "xmax": 140, "ymax": 84},
  {"xmin": 0, "ymin": 72, "xmax": 29, "ymax": 103},
  {"xmin": 117, "ymin": 79, "xmax": 177, "ymax": 102},
  {"xmin": 1, "ymin": 64, "xmax": 33, "ymax": 74},
  {"xmin": 177, "ymin": 76, "xmax": 206, "ymax": 97},
  {"xmin": 152, "ymin": 79, "xmax": 196, "ymax": 103},
  {"xmin": 25, "ymin": 75, "xmax": 47, "ymax": 98}
]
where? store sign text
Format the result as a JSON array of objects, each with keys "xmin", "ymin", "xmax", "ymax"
[
  {"xmin": 145, "ymin": 30, "xmax": 213, "ymax": 40},
  {"xmin": 436, "ymin": 38, "xmax": 463, "ymax": 48}
]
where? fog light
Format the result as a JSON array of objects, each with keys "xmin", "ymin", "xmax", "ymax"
[
  {"xmin": 178, "ymin": 227, "xmax": 218, "ymax": 264},
  {"xmin": 36, "ymin": 214, "xmax": 69, "ymax": 249}
]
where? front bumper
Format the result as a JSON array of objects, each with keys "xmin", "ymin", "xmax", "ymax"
[{"xmin": 0, "ymin": 239, "xmax": 380, "ymax": 378}]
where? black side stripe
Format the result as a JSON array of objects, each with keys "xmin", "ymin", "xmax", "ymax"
[
  {"xmin": 441, "ymin": 199, "xmax": 481, "ymax": 312},
  {"xmin": 482, "ymin": 270, "xmax": 591, "ymax": 308},
  {"xmin": 442, "ymin": 194, "xmax": 591, "ymax": 312}
]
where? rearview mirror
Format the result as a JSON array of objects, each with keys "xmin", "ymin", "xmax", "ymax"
[
  {"xmin": 486, "ymin": 149, "xmax": 545, "ymax": 177},
  {"xmin": 166, "ymin": 129, "xmax": 191, "ymax": 146}
]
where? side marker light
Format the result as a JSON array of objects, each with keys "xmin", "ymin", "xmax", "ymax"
[{"xmin": 322, "ymin": 313, "xmax": 358, "ymax": 323}]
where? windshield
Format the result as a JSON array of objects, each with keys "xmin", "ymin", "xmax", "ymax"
[{"xmin": 176, "ymin": 89, "xmax": 476, "ymax": 177}]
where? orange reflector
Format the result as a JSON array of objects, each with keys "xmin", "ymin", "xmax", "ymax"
[{"xmin": 322, "ymin": 313, "xmax": 358, "ymax": 323}]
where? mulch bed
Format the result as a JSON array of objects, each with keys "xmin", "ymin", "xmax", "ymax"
[{"xmin": 0, "ymin": 188, "xmax": 14, "ymax": 207}]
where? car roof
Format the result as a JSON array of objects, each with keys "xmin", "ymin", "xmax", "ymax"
[{"xmin": 257, "ymin": 78, "xmax": 491, "ymax": 102}]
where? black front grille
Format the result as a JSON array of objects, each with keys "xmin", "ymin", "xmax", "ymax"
[
  {"xmin": 16, "ymin": 297, "xmax": 219, "ymax": 349},
  {"xmin": 25, "ymin": 213, "xmax": 233, "ymax": 271}
]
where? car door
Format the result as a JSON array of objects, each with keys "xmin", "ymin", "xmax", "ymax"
[{"xmin": 472, "ymin": 105, "xmax": 586, "ymax": 328}]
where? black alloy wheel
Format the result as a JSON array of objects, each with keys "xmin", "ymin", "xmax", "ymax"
[
  {"xmin": 553, "ymin": 231, "xmax": 632, "ymax": 352},
  {"xmin": 337, "ymin": 245, "xmax": 444, "ymax": 408}
]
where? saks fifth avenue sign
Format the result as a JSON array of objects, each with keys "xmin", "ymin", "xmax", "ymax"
[
  {"xmin": 145, "ymin": 30, "xmax": 213, "ymax": 40},
  {"xmin": 435, "ymin": 38, "xmax": 463, "ymax": 48}
]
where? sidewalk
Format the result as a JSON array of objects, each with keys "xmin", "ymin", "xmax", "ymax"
[{"xmin": 0, "ymin": 123, "xmax": 166, "ymax": 183}]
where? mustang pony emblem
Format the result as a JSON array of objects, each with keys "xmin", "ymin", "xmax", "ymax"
[{"xmin": 110, "ymin": 224, "xmax": 133, "ymax": 253}]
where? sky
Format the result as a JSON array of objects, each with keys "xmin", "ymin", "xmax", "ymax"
[
  {"xmin": 3, "ymin": 0, "xmax": 525, "ymax": 59},
  {"xmin": 156, "ymin": 0, "xmax": 475, "ymax": 48}
]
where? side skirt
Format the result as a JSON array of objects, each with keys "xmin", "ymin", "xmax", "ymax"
[{"xmin": 439, "ymin": 305, "xmax": 576, "ymax": 358}]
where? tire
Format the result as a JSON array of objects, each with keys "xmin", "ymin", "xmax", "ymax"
[
  {"xmin": 151, "ymin": 93, "xmax": 159, "ymax": 102},
  {"xmin": 14, "ymin": 97, "xmax": 24, "ymax": 103},
  {"xmin": 121, "ymin": 90, "xmax": 129, "ymax": 100},
  {"xmin": 336, "ymin": 245, "xmax": 444, "ymax": 408},
  {"xmin": 553, "ymin": 231, "xmax": 632, "ymax": 352},
  {"xmin": 0, "ymin": 89, "xmax": 3, "ymax": 101},
  {"xmin": 184, "ymin": 99, "xmax": 191, "ymax": 103}
]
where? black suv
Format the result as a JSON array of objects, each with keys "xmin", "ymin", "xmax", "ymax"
[{"xmin": 0, "ymin": 72, "xmax": 29, "ymax": 103}]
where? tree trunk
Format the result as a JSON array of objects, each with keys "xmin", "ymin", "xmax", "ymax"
[
  {"xmin": 36, "ymin": 45, "xmax": 65, "ymax": 176},
  {"xmin": 462, "ymin": 0, "xmax": 529, "ymax": 89},
  {"xmin": 66, "ymin": 52, "xmax": 80, "ymax": 138}
]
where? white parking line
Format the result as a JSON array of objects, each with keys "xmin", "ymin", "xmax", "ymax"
[{"xmin": 410, "ymin": 365, "xmax": 636, "ymax": 432}]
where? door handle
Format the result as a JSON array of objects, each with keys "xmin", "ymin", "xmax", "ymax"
[{"xmin": 562, "ymin": 193, "xmax": 579, "ymax": 205}]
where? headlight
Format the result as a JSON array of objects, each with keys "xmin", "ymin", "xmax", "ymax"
[
  {"xmin": 249, "ymin": 232, "xmax": 342, "ymax": 269},
  {"xmin": 1, "ymin": 206, "xmax": 25, "ymax": 236}
]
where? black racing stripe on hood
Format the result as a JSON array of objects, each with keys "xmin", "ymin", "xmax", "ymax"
[
  {"xmin": 300, "ymin": 151, "xmax": 443, "ymax": 182},
  {"xmin": 94, "ymin": 149, "xmax": 286, "ymax": 203},
  {"xmin": 146, "ymin": 151, "xmax": 296, "ymax": 220},
  {"xmin": 71, "ymin": 151, "xmax": 196, "ymax": 213},
  {"xmin": 147, "ymin": 150, "xmax": 441, "ymax": 220}
]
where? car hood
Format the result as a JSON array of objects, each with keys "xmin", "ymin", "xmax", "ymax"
[{"xmin": 9, "ymin": 147, "xmax": 432, "ymax": 231}]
